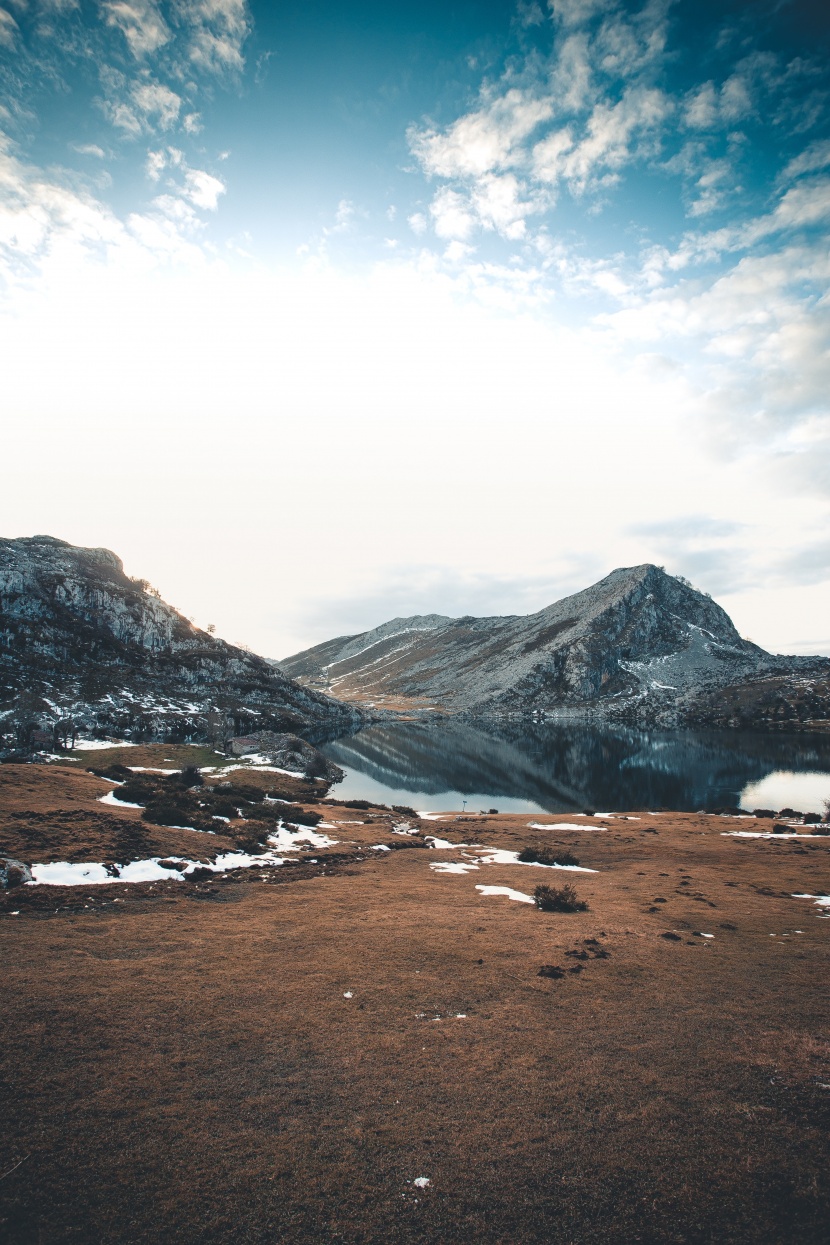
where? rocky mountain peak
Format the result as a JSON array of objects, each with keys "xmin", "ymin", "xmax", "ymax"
[
  {"xmin": 280, "ymin": 564, "xmax": 828, "ymax": 728},
  {"xmin": 0, "ymin": 535, "xmax": 361, "ymax": 749}
]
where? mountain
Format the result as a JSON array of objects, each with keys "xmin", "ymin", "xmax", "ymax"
[
  {"xmin": 0, "ymin": 535, "xmax": 361, "ymax": 748},
  {"xmin": 281, "ymin": 565, "xmax": 830, "ymax": 729}
]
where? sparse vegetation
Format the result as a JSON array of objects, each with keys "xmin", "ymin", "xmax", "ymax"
[
  {"xmin": 533, "ymin": 883, "xmax": 588, "ymax": 913},
  {"xmin": 518, "ymin": 846, "xmax": 580, "ymax": 867}
]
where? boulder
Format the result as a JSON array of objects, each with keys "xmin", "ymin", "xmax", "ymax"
[
  {"xmin": 0, "ymin": 856, "xmax": 33, "ymax": 888},
  {"xmin": 247, "ymin": 732, "xmax": 344, "ymax": 783}
]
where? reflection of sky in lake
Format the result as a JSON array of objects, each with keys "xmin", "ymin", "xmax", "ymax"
[
  {"xmin": 323, "ymin": 722, "xmax": 830, "ymax": 814},
  {"xmin": 740, "ymin": 772, "xmax": 830, "ymax": 815},
  {"xmin": 331, "ymin": 767, "xmax": 547, "ymax": 814}
]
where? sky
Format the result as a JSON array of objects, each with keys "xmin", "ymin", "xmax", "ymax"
[{"xmin": 1, "ymin": 0, "xmax": 829, "ymax": 658}]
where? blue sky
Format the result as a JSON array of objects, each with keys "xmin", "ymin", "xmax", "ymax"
[{"xmin": 1, "ymin": 0, "xmax": 829, "ymax": 657}]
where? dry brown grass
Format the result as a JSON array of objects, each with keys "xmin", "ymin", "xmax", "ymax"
[{"xmin": 1, "ymin": 768, "xmax": 830, "ymax": 1243}]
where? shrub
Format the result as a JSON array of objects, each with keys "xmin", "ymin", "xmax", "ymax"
[
  {"xmin": 87, "ymin": 763, "xmax": 133, "ymax": 781},
  {"xmin": 280, "ymin": 806, "xmax": 323, "ymax": 827},
  {"xmin": 142, "ymin": 800, "xmax": 214, "ymax": 833},
  {"xmin": 534, "ymin": 883, "xmax": 587, "ymax": 913},
  {"xmin": 518, "ymin": 847, "xmax": 580, "ymax": 867},
  {"xmin": 209, "ymin": 783, "xmax": 263, "ymax": 804},
  {"xmin": 392, "ymin": 805, "xmax": 416, "ymax": 816},
  {"xmin": 180, "ymin": 764, "xmax": 203, "ymax": 788}
]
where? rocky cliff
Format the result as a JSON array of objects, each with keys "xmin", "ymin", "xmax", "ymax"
[
  {"xmin": 0, "ymin": 535, "xmax": 361, "ymax": 748},
  {"xmin": 281, "ymin": 565, "xmax": 830, "ymax": 729}
]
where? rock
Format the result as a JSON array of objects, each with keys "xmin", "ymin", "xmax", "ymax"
[
  {"xmin": 0, "ymin": 856, "xmax": 32, "ymax": 888},
  {"xmin": 253, "ymin": 732, "xmax": 344, "ymax": 783}
]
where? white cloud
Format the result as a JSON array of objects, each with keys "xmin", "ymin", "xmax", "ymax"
[
  {"xmin": 470, "ymin": 172, "xmax": 539, "ymax": 239},
  {"xmin": 176, "ymin": 0, "xmax": 250, "ymax": 73},
  {"xmin": 781, "ymin": 139, "xmax": 830, "ymax": 183},
  {"xmin": 552, "ymin": 85, "xmax": 671, "ymax": 193},
  {"xmin": 100, "ymin": 0, "xmax": 170, "ymax": 57},
  {"xmin": 550, "ymin": 0, "xmax": 614, "ymax": 29},
  {"xmin": 183, "ymin": 167, "xmax": 224, "ymax": 210},
  {"xmin": 411, "ymin": 88, "xmax": 554, "ymax": 179},
  {"xmin": 0, "ymin": 8, "xmax": 19, "ymax": 48},
  {"xmin": 683, "ymin": 73, "xmax": 752, "ymax": 130},
  {"xmin": 131, "ymin": 81, "xmax": 182, "ymax": 129},
  {"xmin": 72, "ymin": 143, "xmax": 107, "ymax": 159},
  {"xmin": 429, "ymin": 188, "xmax": 476, "ymax": 241}
]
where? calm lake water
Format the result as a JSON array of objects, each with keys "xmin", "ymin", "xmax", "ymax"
[{"xmin": 322, "ymin": 720, "xmax": 830, "ymax": 815}]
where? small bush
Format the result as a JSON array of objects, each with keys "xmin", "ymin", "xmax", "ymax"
[
  {"xmin": 534, "ymin": 883, "xmax": 587, "ymax": 913},
  {"xmin": 180, "ymin": 764, "xmax": 203, "ymax": 788},
  {"xmin": 210, "ymin": 783, "xmax": 263, "ymax": 804},
  {"xmin": 87, "ymin": 763, "xmax": 133, "ymax": 781},
  {"xmin": 280, "ymin": 806, "xmax": 323, "ymax": 827},
  {"xmin": 392, "ymin": 805, "xmax": 416, "ymax": 816},
  {"xmin": 803, "ymin": 812, "xmax": 821, "ymax": 824},
  {"xmin": 537, "ymin": 964, "xmax": 565, "ymax": 979},
  {"xmin": 142, "ymin": 800, "xmax": 214, "ymax": 833},
  {"xmin": 753, "ymin": 808, "xmax": 775, "ymax": 818},
  {"xmin": 518, "ymin": 847, "xmax": 580, "ymax": 867}
]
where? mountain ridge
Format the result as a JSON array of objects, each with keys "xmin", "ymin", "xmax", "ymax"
[
  {"xmin": 0, "ymin": 535, "xmax": 361, "ymax": 748},
  {"xmin": 281, "ymin": 564, "xmax": 830, "ymax": 730}
]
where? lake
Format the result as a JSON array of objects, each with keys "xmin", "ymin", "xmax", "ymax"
[{"xmin": 321, "ymin": 719, "xmax": 830, "ymax": 814}]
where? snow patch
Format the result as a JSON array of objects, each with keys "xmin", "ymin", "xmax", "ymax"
[
  {"xmin": 475, "ymin": 884, "xmax": 534, "ymax": 904},
  {"xmin": 72, "ymin": 740, "xmax": 137, "ymax": 751},
  {"xmin": 430, "ymin": 861, "xmax": 480, "ymax": 875},
  {"xmin": 793, "ymin": 893, "xmax": 830, "ymax": 912},
  {"xmin": 98, "ymin": 791, "xmax": 144, "ymax": 809},
  {"xmin": 527, "ymin": 822, "xmax": 604, "ymax": 832},
  {"xmin": 474, "ymin": 847, "xmax": 596, "ymax": 872}
]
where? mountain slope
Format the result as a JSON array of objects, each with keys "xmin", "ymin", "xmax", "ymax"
[
  {"xmin": 281, "ymin": 565, "xmax": 830, "ymax": 728},
  {"xmin": 0, "ymin": 535, "xmax": 361, "ymax": 746}
]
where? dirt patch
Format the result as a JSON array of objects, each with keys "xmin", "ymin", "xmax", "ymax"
[{"xmin": 1, "ymin": 774, "xmax": 829, "ymax": 1243}]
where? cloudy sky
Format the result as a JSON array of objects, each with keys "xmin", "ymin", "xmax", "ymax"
[{"xmin": 1, "ymin": 0, "xmax": 829, "ymax": 657}]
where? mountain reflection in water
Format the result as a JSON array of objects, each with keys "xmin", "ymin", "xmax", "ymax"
[{"xmin": 322, "ymin": 720, "xmax": 830, "ymax": 814}]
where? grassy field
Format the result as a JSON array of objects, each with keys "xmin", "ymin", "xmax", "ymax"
[{"xmin": 1, "ymin": 760, "xmax": 829, "ymax": 1243}]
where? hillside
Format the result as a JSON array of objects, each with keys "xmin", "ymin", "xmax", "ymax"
[
  {"xmin": 0, "ymin": 535, "xmax": 360, "ymax": 748},
  {"xmin": 281, "ymin": 565, "xmax": 830, "ymax": 729}
]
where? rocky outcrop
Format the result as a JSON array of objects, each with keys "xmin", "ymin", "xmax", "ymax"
[
  {"xmin": 228, "ymin": 732, "xmax": 344, "ymax": 783},
  {"xmin": 282, "ymin": 565, "xmax": 830, "ymax": 730},
  {"xmin": 0, "ymin": 535, "xmax": 361, "ymax": 748}
]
